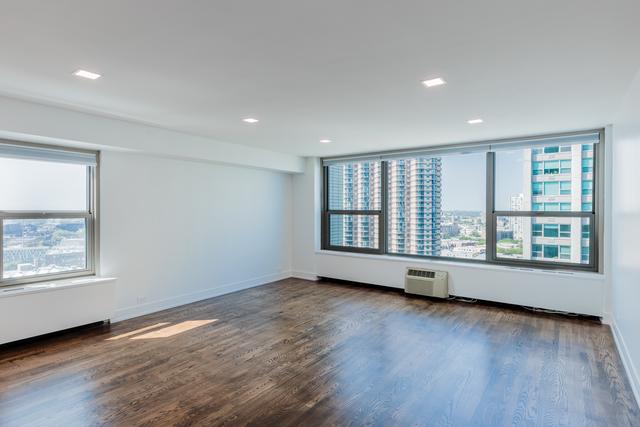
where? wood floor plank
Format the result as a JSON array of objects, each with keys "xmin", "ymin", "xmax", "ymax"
[{"xmin": 0, "ymin": 278, "xmax": 638, "ymax": 426}]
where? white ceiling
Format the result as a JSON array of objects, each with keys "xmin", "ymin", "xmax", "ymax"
[{"xmin": 0, "ymin": 0, "xmax": 639, "ymax": 157}]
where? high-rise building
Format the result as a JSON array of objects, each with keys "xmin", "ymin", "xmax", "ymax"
[
  {"xmin": 509, "ymin": 193, "xmax": 524, "ymax": 240},
  {"xmin": 521, "ymin": 144, "xmax": 593, "ymax": 264},
  {"xmin": 328, "ymin": 162, "xmax": 380, "ymax": 248},
  {"xmin": 387, "ymin": 158, "xmax": 442, "ymax": 256},
  {"xmin": 328, "ymin": 158, "xmax": 442, "ymax": 255}
]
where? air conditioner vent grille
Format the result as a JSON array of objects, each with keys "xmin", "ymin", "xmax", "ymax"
[{"xmin": 407, "ymin": 269, "xmax": 435, "ymax": 278}]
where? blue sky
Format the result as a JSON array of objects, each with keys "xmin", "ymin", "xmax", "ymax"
[{"xmin": 441, "ymin": 150, "xmax": 524, "ymax": 211}]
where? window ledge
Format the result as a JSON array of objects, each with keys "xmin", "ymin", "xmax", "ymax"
[
  {"xmin": 316, "ymin": 249, "xmax": 605, "ymax": 281},
  {"xmin": 0, "ymin": 276, "xmax": 117, "ymax": 299}
]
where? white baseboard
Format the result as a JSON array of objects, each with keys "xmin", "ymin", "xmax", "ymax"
[
  {"xmin": 291, "ymin": 270, "xmax": 319, "ymax": 281},
  {"xmin": 610, "ymin": 320, "xmax": 640, "ymax": 408},
  {"xmin": 112, "ymin": 271, "xmax": 292, "ymax": 322}
]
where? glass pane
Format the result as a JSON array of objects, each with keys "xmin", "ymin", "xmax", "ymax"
[
  {"xmin": 496, "ymin": 216, "xmax": 591, "ymax": 265},
  {"xmin": 0, "ymin": 158, "xmax": 88, "ymax": 211},
  {"xmin": 543, "ymin": 224, "xmax": 558, "ymax": 237},
  {"xmin": 495, "ymin": 141, "xmax": 595, "ymax": 212},
  {"xmin": 544, "ymin": 161, "xmax": 559, "ymax": 174},
  {"xmin": 3, "ymin": 218, "xmax": 87, "ymax": 279},
  {"xmin": 328, "ymin": 161, "xmax": 381, "ymax": 210},
  {"xmin": 328, "ymin": 214, "xmax": 378, "ymax": 249},
  {"xmin": 388, "ymin": 152, "xmax": 486, "ymax": 259},
  {"xmin": 544, "ymin": 182, "xmax": 559, "ymax": 195}
]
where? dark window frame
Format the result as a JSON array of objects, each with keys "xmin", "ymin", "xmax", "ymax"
[
  {"xmin": 321, "ymin": 129, "xmax": 603, "ymax": 272},
  {"xmin": 321, "ymin": 161, "xmax": 387, "ymax": 255}
]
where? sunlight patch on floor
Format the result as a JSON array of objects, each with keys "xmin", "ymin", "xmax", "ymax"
[
  {"xmin": 106, "ymin": 322, "xmax": 170, "ymax": 340},
  {"xmin": 130, "ymin": 320, "xmax": 217, "ymax": 339}
]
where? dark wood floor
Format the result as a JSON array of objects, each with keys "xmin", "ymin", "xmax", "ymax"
[{"xmin": 1, "ymin": 278, "xmax": 638, "ymax": 426}]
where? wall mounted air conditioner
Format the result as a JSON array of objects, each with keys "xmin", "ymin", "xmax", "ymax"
[{"xmin": 404, "ymin": 267, "xmax": 448, "ymax": 299}]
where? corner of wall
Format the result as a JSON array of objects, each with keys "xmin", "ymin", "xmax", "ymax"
[{"xmin": 611, "ymin": 320, "xmax": 640, "ymax": 408}]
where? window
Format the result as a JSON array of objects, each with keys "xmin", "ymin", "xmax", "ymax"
[
  {"xmin": 581, "ymin": 246, "xmax": 590, "ymax": 262},
  {"xmin": 532, "ymin": 244, "xmax": 543, "ymax": 258},
  {"xmin": 532, "ymin": 162, "xmax": 543, "ymax": 175},
  {"xmin": 532, "ymin": 224, "xmax": 542, "ymax": 236},
  {"xmin": 532, "ymin": 182, "xmax": 543, "ymax": 196},
  {"xmin": 543, "ymin": 224, "xmax": 559, "ymax": 237},
  {"xmin": 582, "ymin": 158, "xmax": 593, "ymax": 173},
  {"xmin": 322, "ymin": 129, "xmax": 602, "ymax": 271},
  {"xmin": 582, "ymin": 180, "xmax": 592, "ymax": 195},
  {"xmin": 387, "ymin": 152, "xmax": 486, "ymax": 260},
  {"xmin": 543, "ymin": 160, "xmax": 559, "ymax": 174},
  {"xmin": 544, "ymin": 182, "xmax": 559, "ymax": 196},
  {"xmin": 0, "ymin": 141, "xmax": 97, "ymax": 285},
  {"xmin": 544, "ymin": 245, "xmax": 559, "ymax": 259},
  {"xmin": 325, "ymin": 161, "xmax": 381, "ymax": 252}
]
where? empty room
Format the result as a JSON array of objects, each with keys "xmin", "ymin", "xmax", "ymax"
[{"xmin": 1, "ymin": 1, "xmax": 640, "ymax": 425}]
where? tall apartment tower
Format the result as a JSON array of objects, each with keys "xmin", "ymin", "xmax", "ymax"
[
  {"xmin": 522, "ymin": 144, "xmax": 594, "ymax": 264},
  {"xmin": 509, "ymin": 193, "xmax": 524, "ymax": 240},
  {"xmin": 328, "ymin": 162, "xmax": 381, "ymax": 248},
  {"xmin": 387, "ymin": 158, "xmax": 442, "ymax": 256}
]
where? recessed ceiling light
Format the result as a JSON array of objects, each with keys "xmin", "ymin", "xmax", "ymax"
[
  {"xmin": 242, "ymin": 118, "xmax": 259, "ymax": 123},
  {"xmin": 467, "ymin": 118, "xmax": 484, "ymax": 124},
  {"xmin": 319, "ymin": 139, "xmax": 332, "ymax": 144},
  {"xmin": 73, "ymin": 69, "xmax": 101, "ymax": 80},
  {"xmin": 421, "ymin": 77, "xmax": 446, "ymax": 87}
]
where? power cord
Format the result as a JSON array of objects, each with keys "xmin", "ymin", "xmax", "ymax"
[
  {"xmin": 522, "ymin": 306, "xmax": 579, "ymax": 317},
  {"xmin": 447, "ymin": 295, "xmax": 478, "ymax": 303}
]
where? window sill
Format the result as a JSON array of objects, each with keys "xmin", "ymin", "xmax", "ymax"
[
  {"xmin": 0, "ymin": 276, "xmax": 117, "ymax": 299},
  {"xmin": 316, "ymin": 249, "xmax": 605, "ymax": 281}
]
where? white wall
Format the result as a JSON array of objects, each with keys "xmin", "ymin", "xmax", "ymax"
[
  {"xmin": 0, "ymin": 94, "xmax": 304, "ymax": 173},
  {"xmin": 100, "ymin": 151, "xmax": 293, "ymax": 320},
  {"xmin": 0, "ymin": 94, "xmax": 300, "ymax": 323},
  {"xmin": 291, "ymin": 158, "xmax": 608, "ymax": 317},
  {"xmin": 292, "ymin": 157, "xmax": 321, "ymax": 279},
  {"xmin": 611, "ymin": 70, "xmax": 640, "ymax": 403}
]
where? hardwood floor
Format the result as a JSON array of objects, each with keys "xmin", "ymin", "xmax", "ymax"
[{"xmin": 1, "ymin": 278, "xmax": 638, "ymax": 426}]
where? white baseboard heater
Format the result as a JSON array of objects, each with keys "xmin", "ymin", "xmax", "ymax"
[{"xmin": 0, "ymin": 277, "xmax": 116, "ymax": 345}]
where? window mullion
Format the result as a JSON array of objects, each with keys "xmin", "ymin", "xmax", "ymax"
[
  {"xmin": 486, "ymin": 152, "xmax": 497, "ymax": 263},
  {"xmin": 0, "ymin": 211, "xmax": 92, "ymax": 219},
  {"xmin": 493, "ymin": 211, "xmax": 593, "ymax": 218},
  {"xmin": 380, "ymin": 160, "xmax": 388, "ymax": 255}
]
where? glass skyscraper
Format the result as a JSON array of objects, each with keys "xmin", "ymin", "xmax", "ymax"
[
  {"xmin": 520, "ymin": 143, "xmax": 594, "ymax": 264},
  {"xmin": 328, "ymin": 162, "xmax": 381, "ymax": 249},
  {"xmin": 388, "ymin": 158, "xmax": 442, "ymax": 256}
]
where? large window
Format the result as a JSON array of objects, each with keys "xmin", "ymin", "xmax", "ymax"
[
  {"xmin": 322, "ymin": 130, "xmax": 602, "ymax": 271},
  {"xmin": 0, "ymin": 141, "xmax": 98, "ymax": 285},
  {"xmin": 324, "ymin": 161, "xmax": 382, "ymax": 252}
]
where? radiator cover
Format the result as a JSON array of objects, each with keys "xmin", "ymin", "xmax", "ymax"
[{"xmin": 0, "ymin": 277, "xmax": 116, "ymax": 344}]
